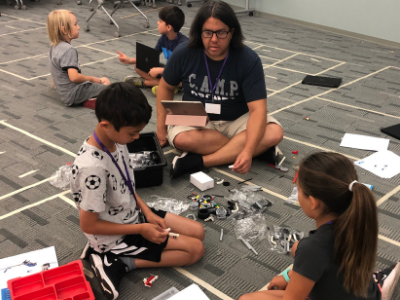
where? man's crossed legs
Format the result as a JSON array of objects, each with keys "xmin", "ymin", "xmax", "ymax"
[{"xmin": 168, "ymin": 113, "xmax": 284, "ymax": 178}]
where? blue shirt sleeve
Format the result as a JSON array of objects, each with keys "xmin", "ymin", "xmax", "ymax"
[
  {"xmin": 241, "ymin": 52, "xmax": 267, "ymax": 103},
  {"xmin": 155, "ymin": 36, "xmax": 163, "ymax": 52},
  {"xmin": 162, "ymin": 43, "xmax": 187, "ymax": 87}
]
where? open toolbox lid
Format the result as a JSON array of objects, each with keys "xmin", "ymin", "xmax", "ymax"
[{"xmin": 7, "ymin": 260, "xmax": 94, "ymax": 300}]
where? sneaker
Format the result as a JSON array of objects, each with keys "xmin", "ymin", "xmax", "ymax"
[
  {"xmin": 375, "ymin": 262, "xmax": 400, "ymax": 300},
  {"xmin": 82, "ymin": 98, "xmax": 96, "ymax": 110},
  {"xmin": 257, "ymin": 145, "xmax": 288, "ymax": 172},
  {"xmin": 170, "ymin": 152, "xmax": 203, "ymax": 179},
  {"xmin": 124, "ymin": 76, "xmax": 145, "ymax": 88},
  {"xmin": 80, "ymin": 242, "xmax": 96, "ymax": 261},
  {"xmin": 89, "ymin": 253, "xmax": 127, "ymax": 300},
  {"xmin": 152, "ymin": 86, "xmax": 179, "ymax": 96}
]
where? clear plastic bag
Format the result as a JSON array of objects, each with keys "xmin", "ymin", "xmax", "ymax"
[
  {"xmin": 234, "ymin": 214, "xmax": 267, "ymax": 243},
  {"xmin": 49, "ymin": 163, "xmax": 72, "ymax": 190},
  {"xmin": 147, "ymin": 196, "xmax": 189, "ymax": 215},
  {"xmin": 129, "ymin": 151, "xmax": 159, "ymax": 170},
  {"xmin": 285, "ymin": 187, "xmax": 300, "ymax": 206},
  {"xmin": 261, "ymin": 225, "xmax": 304, "ymax": 255}
]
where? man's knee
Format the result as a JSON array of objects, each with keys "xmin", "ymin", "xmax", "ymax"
[
  {"xmin": 238, "ymin": 295, "xmax": 251, "ymax": 300},
  {"xmin": 173, "ymin": 131, "xmax": 196, "ymax": 152},
  {"xmin": 264, "ymin": 124, "xmax": 284, "ymax": 146}
]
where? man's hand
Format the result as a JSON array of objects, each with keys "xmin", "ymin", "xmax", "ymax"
[
  {"xmin": 232, "ymin": 149, "xmax": 253, "ymax": 174},
  {"xmin": 148, "ymin": 67, "xmax": 163, "ymax": 78},
  {"xmin": 157, "ymin": 127, "xmax": 168, "ymax": 147},
  {"xmin": 267, "ymin": 275, "xmax": 289, "ymax": 290},
  {"xmin": 140, "ymin": 223, "xmax": 169, "ymax": 244},
  {"xmin": 144, "ymin": 211, "xmax": 166, "ymax": 230},
  {"xmin": 117, "ymin": 51, "xmax": 131, "ymax": 65}
]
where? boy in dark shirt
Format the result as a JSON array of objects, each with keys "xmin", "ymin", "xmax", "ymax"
[{"xmin": 117, "ymin": 6, "xmax": 188, "ymax": 95}]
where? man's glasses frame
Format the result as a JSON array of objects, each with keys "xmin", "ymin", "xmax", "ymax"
[{"xmin": 201, "ymin": 30, "xmax": 231, "ymax": 39}]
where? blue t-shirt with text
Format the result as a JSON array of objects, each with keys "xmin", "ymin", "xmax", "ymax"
[{"xmin": 162, "ymin": 42, "xmax": 267, "ymax": 121}]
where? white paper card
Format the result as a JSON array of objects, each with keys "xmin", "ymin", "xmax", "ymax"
[
  {"xmin": 168, "ymin": 284, "xmax": 210, "ymax": 300},
  {"xmin": 340, "ymin": 133, "xmax": 389, "ymax": 152},
  {"xmin": 354, "ymin": 150, "xmax": 400, "ymax": 178},
  {"xmin": 0, "ymin": 247, "xmax": 58, "ymax": 290},
  {"xmin": 205, "ymin": 103, "xmax": 221, "ymax": 114}
]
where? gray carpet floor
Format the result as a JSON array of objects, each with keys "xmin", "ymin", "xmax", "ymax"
[{"xmin": 0, "ymin": 0, "xmax": 400, "ymax": 299}]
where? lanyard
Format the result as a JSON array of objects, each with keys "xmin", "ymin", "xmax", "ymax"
[
  {"xmin": 204, "ymin": 50, "xmax": 229, "ymax": 102},
  {"xmin": 93, "ymin": 132, "xmax": 137, "ymax": 205}
]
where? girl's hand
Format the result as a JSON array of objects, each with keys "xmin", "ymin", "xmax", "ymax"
[
  {"xmin": 140, "ymin": 223, "xmax": 168, "ymax": 244},
  {"xmin": 268, "ymin": 275, "xmax": 289, "ymax": 290},
  {"xmin": 144, "ymin": 211, "xmax": 166, "ymax": 230}
]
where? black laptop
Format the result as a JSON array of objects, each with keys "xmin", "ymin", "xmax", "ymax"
[
  {"xmin": 381, "ymin": 123, "xmax": 400, "ymax": 141},
  {"xmin": 136, "ymin": 42, "xmax": 160, "ymax": 73},
  {"xmin": 302, "ymin": 75, "xmax": 342, "ymax": 88}
]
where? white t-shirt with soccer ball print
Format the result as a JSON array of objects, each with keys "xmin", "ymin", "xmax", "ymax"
[{"xmin": 70, "ymin": 141, "xmax": 140, "ymax": 253}]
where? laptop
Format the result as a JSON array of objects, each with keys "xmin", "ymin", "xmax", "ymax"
[
  {"xmin": 302, "ymin": 75, "xmax": 342, "ymax": 88},
  {"xmin": 381, "ymin": 123, "xmax": 400, "ymax": 141},
  {"xmin": 136, "ymin": 42, "xmax": 160, "ymax": 73},
  {"xmin": 161, "ymin": 101, "xmax": 208, "ymax": 127}
]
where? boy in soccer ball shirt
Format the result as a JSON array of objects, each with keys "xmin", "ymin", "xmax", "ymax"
[{"xmin": 70, "ymin": 82, "xmax": 205, "ymax": 300}]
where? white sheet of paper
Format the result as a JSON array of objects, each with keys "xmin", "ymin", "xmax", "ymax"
[
  {"xmin": 0, "ymin": 247, "xmax": 58, "ymax": 290},
  {"xmin": 340, "ymin": 133, "xmax": 389, "ymax": 152},
  {"xmin": 205, "ymin": 103, "xmax": 221, "ymax": 114},
  {"xmin": 354, "ymin": 150, "xmax": 400, "ymax": 178},
  {"xmin": 168, "ymin": 284, "xmax": 211, "ymax": 300}
]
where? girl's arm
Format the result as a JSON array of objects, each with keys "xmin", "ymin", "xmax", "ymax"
[
  {"xmin": 67, "ymin": 68, "xmax": 102, "ymax": 84},
  {"xmin": 282, "ymin": 271, "xmax": 315, "ymax": 300}
]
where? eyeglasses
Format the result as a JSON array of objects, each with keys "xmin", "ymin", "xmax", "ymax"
[{"xmin": 201, "ymin": 30, "xmax": 231, "ymax": 39}]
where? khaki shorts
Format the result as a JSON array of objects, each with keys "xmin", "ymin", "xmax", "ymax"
[{"xmin": 167, "ymin": 112, "xmax": 282, "ymax": 149}]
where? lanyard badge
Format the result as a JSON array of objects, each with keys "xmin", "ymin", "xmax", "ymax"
[{"xmin": 93, "ymin": 132, "xmax": 137, "ymax": 205}]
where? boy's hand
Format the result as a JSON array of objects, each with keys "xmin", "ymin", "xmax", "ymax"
[
  {"xmin": 148, "ymin": 67, "xmax": 162, "ymax": 78},
  {"xmin": 99, "ymin": 77, "xmax": 110, "ymax": 85},
  {"xmin": 267, "ymin": 275, "xmax": 288, "ymax": 290},
  {"xmin": 141, "ymin": 223, "xmax": 168, "ymax": 244},
  {"xmin": 117, "ymin": 51, "xmax": 131, "ymax": 65},
  {"xmin": 145, "ymin": 211, "xmax": 166, "ymax": 229}
]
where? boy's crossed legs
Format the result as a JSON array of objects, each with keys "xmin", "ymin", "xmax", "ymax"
[{"xmin": 89, "ymin": 212, "xmax": 204, "ymax": 300}]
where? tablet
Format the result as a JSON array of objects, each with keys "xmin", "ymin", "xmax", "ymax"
[
  {"xmin": 381, "ymin": 123, "xmax": 400, "ymax": 140},
  {"xmin": 161, "ymin": 101, "xmax": 208, "ymax": 127},
  {"xmin": 302, "ymin": 75, "xmax": 342, "ymax": 88}
]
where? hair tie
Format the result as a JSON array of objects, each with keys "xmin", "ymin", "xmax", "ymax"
[{"xmin": 348, "ymin": 180, "xmax": 358, "ymax": 192}]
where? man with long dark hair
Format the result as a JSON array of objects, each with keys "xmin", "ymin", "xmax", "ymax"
[{"xmin": 156, "ymin": 0, "xmax": 284, "ymax": 178}]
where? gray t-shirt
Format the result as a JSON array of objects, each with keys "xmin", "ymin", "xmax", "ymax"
[
  {"xmin": 293, "ymin": 224, "xmax": 380, "ymax": 300},
  {"xmin": 70, "ymin": 141, "xmax": 140, "ymax": 253},
  {"xmin": 49, "ymin": 42, "xmax": 84, "ymax": 106}
]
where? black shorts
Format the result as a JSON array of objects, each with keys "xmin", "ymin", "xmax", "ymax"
[{"xmin": 91, "ymin": 208, "xmax": 168, "ymax": 263}]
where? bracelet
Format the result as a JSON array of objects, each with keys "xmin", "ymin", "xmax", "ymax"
[{"xmin": 282, "ymin": 269, "xmax": 290, "ymax": 283}]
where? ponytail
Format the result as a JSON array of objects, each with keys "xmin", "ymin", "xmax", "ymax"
[
  {"xmin": 298, "ymin": 152, "xmax": 378, "ymax": 298},
  {"xmin": 334, "ymin": 183, "xmax": 378, "ymax": 297}
]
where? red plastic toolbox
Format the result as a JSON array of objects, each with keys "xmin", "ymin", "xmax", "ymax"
[{"xmin": 7, "ymin": 260, "xmax": 94, "ymax": 300}]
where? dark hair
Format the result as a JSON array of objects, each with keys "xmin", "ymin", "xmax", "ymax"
[
  {"xmin": 188, "ymin": 0, "xmax": 244, "ymax": 49},
  {"xmin": 298, "ymin": 152, "xmax": 378, "ymax": 298},
  {"xmin": 95, "ymin": 82, "xmax": 152, "ymax": 131},
  {"xmin": 159, "ymin": 6, "xmax": 185, "ymax": 33}
]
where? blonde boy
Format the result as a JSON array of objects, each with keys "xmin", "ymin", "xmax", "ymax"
[{"xmin": 47, "ymin": 10, "xmax": 110, "ymax": 107}]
